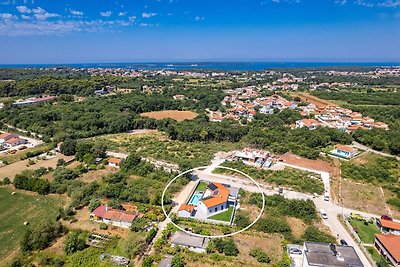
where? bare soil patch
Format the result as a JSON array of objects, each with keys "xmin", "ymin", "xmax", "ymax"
[
  {"xmin": 291, "ymin": 92, "xmax": 337, "ymax": 108},
  {"xmin": 339, "ymin": 179, "xmax": 400, "ymax": 218},
  {"xmin": 287, "ymin": 217, "xmax": 307, "ymax": 238},
  {"xmin": 279, "ymin": 152, "xmax": 336, "ymax": 173},
  {"xmin": 140, "ymin": 110, "xmax": 198, "ymax": 122}
]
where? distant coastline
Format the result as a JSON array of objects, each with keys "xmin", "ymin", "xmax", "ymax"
[{"xmin": 0, "ymin": 62, "xmax": 399, "ymax": 71}]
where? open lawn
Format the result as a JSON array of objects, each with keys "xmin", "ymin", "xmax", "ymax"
[
  {"xmin": 140, "ymin": 110, "xmax": 198, "ymax": 122},
  {"xmin": 0, "ymin": 187, "xmax": 65, "ymax": 265},
  {"xmin": 209, "ymin": 206, "xmax": 234, "ymax": 222},
  {"xmin": 196, "ymin": 181, "xmax": 207, "ymax": 192},
  {"xmin": 349, "ymin": 219, "xmax": 380, "ymax": 244}
]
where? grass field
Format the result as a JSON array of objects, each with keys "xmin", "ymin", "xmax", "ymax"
[
  {"xmin": 349, "ymin": 219, "xmax": 380, "ymax": 244},
  {"xmin": 140, "ymin": 110, "xmax": 198, "ymax": 122},
  {"xmin": 196, "ymin": 181, "xmax": 207, "ymax": 192},
  {"xmin": 0, "ymin": 187, "xmax": 65, "ymax": 264},
  {"xmin": 208, "ymin": 206, "xmax": 234, "ymax": 222}
]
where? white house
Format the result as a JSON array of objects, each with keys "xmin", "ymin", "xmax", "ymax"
[
  {"xmin": 108, "ymin": 157, "xmax": 122, "ymax": 168},
  {"xmin": 332, "ymin": 144, "xmax": 358, "ymax": 159},
  {"xmin": 197, "ymin": 182, "xmax": 230, "ymax": 217},
  {"xmin": 90, "ymin": 205, "xmax": 143, "ymax": 229}
]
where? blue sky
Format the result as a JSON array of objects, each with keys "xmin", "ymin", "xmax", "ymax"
[{"xmin": 0, "ymin": 0, "xmax": 399, "ymax": 63}]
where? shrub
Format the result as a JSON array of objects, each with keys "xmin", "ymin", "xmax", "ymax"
[
  {"xmin": 249, "ymin": 248, "xmax": 270, "ymax": 263},
  {"xmin": 2, "ymin": 177, "xmax": 10, "ymax": 185},
  {"xmin": 171, "ymin": 254, "xmax": 185, "ymax": 267},
  {"xmin": 99, "ymin": 223, "xmax": 108, "ymax": 230}
]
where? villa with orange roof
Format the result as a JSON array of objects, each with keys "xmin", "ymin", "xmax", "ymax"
[
  {"xmin": 177, "ymin": 181, "xmax": 239, "ymax": 223},
  {"xmin": 331, "ymin": 144, "xmax": 359, "ymax": 159},
  {"xmin": 375, "ymin": 233, "xmax": 400, "ymax": 267}
]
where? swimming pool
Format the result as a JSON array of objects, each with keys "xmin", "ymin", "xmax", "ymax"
[{"xmin": 188, "ymin": 193, "xmax": 202, "ymax": 206}]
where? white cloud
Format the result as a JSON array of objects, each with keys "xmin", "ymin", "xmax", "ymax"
[
  {"xmin": 16, "ymin": 6, "xmax": 59, "ymax": 20},
  {"xmin": 142, "ymin": 12, "xmax": 157, "ymax": 18},
  {"xmin": 128, "ymin": 16, "xmax": 136, "ymax": 22},
  {"xmin": 21, "ymin": 14, "xmax": 30, "ymax": 19},
  {"xmin": 100, "ymin": 11, "xmax": 112, "ymax": 17},
  {"xmin": 195, "ymin": 16, "xmax": 204, "ymax": 21},
  {"xmin": 118, "ymin": 12, "xmax": 126, "ymax": 16},
  {"xmin": 354, "ymin": 0, "xmax": 400, "ymax": 7},
  {"xmin": 335, "ymin": 0, "xmax": 347, "ymax": 5},
  {"xmin": 378, "ymin": 0, "xmax": 400, "ymax": 7},
  {"xmin": 16, "ymin": 5, "xmax": 31, "ymax": 13},
  {"xmin": 0, "ymin": 13, "xmax": 14, "ymax": 20},
  {"xmin": 0, "ymin": 18, "xmax": 135, "ymax": 36},
  {"xmin": 70, "ymin": 10, "xmax": 83, "ymax": 16}
]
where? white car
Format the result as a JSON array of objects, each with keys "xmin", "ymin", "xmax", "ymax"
[{"xmin": 320, "ymin": 209, "xmax": 328, "ymax": 219}]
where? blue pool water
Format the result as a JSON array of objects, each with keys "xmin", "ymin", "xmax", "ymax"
[{"xmin": 188, "ymin": 194, "xmax": 202, "ymax": 206}]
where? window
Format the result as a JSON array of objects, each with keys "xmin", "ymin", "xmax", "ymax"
[{"xmin": 215, "ymin": 207, "xmax": 218, "ymax": 212}]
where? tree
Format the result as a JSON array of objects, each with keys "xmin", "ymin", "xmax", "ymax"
[
  {"xmin": 64, "ymin": 230, "xmax": 87, "ymax": 255},
  {"xmin": 21, "ymin": 220, "xmax": 64, "ymax": 251},
  {"xmin": 171, "ymin": 254, "xmax": 185, "ymax": 267},
  {"xmin": 60, "ymin": 139, "xmax": 77, "ymax": 156},
  {"xmin": 88, "ymin": 198, "xmax": 101, "ymax": 211},
  {"xmin": 121, "ymin": 154, "xmax": 141, "ymax": 171}
]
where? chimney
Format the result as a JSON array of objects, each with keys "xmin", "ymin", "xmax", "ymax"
[{"xmin": 105, "ymin": 204, "xmax": 108, "ymax": 212}]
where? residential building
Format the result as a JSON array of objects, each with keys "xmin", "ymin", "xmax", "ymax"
[
  {"xmin": 302, "ymin": 242, "xmax": 363, "ymax": 267},
  {"xmin": 177, "ymin": 181, "xmax": 238, "ymax": 221},
  {"xmin": 197, "ymin": 182, "xmax": 230, "ymax": 217},
  {"xmin": 170, "ymin": 231, "xmax": 210, "ymax": 253},
  {"xmin": 108, "ymin": 157, "xmax": 122, "ymax": 168},
  {"xmin": 90, "ymin": 205, "xmax": 143, "ymax": 229},
  {"xmin": 296, "ymin": 119, "xmax": 321, "ymax": 130},
  {"xmin": 375, "ymin": 234, "xmax": 400, "ymax": 267},
  {"xmin": 377, "ymin": 219, "xmax": 400, "ymax": 235},
  {"xmin": 332, "ymin": 144, "xmax": 358, "ymax": 159}
]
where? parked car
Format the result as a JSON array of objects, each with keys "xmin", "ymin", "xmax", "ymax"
[
  {"xmin": 351, "ymin": 213, "xmax": 363, "ymax": 220},
  {"xmin": 289, "ymin": 248, "xmax": 302, "ymax": 255},
  {"xmin": 18, "ymin": 146, "xmax": 27, "ymax": 150},
  {"xmin": 320, "ymin": 209, "xmax": 328, "ymax": 219},
  {"xmin": 340, "ymin": 239, "xmax": 348, "ymax": 246},
  {"xmin": 381, "ymin": 215, "xmax": 393, "ymax": 221},
  {"xmin": 323, "ymin": 193, "xmax": 330, "ymax": 201}
]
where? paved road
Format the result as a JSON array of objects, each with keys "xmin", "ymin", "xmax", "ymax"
[
  {"xmin": 352, "ymin": 141, "xmax": 400, "ymax": 161},
  {"xmin": 194, "ymin": 170, "xmax": 374, "ymax": 267}
]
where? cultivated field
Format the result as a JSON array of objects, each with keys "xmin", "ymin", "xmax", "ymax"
[
  {"xmin": 0, "ymin": 187, "xmax": 65, "ymax": 266},
  {"xmin": 140, "ymin": 110, "xmax": 198, "ymax": 122}
]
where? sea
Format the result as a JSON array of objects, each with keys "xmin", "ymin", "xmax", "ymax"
[{"xmin": 0, "ymin": 62, "xmax": 399, "ymax": 71}]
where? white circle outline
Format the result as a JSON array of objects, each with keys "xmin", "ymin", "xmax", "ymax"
[{"xmin": 161, "ymin": 165, "xmax": 265, "ymax": 238}]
